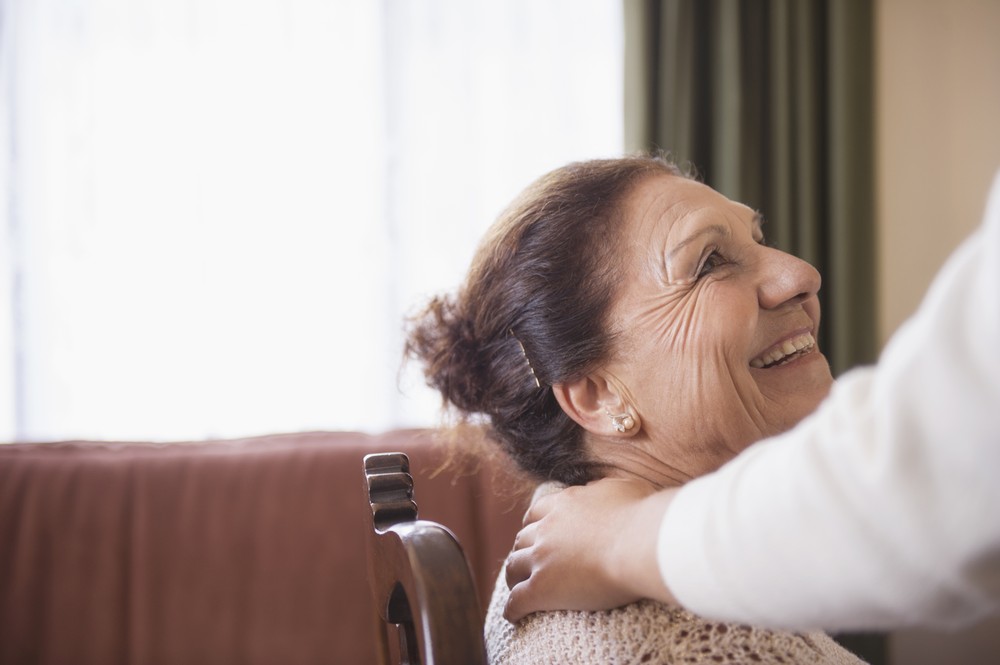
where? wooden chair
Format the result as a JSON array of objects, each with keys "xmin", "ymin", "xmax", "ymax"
[{"xmin": 363, "ymin": 452, "xmax": 488, "ymax": 665}]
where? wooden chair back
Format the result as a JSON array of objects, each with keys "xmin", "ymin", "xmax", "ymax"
[{"xmin": 363, "ymin": 452, "xmax": 488, "ymax": 665}]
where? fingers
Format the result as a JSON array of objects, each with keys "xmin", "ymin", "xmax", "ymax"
[
  {"xmin": 504, "ymin": 486, "xmax": 570, "ymax": 621},
  {"xmin": 511, "ymin": 521, "xmax": 536, "ymax": 552},
  {"xmin": 504, "ymin": 547, "xmax": 550, "ymax": 623},
  {"xmin": 504, "ymin": 546, "xmax": 548, "ymax": 623},
  {"xmin": 506, "ymin": 515, "xmax": 539, "ymax": 600},
  {"xmin": 522, "ymin": 490, "xmax": 556, "ymax": 526},
  {"xmin": 504, "ymin": 580, "xmax": 534, "ymax": 623},
  {"xmin": 504, "ymin": 553, "xmax": 561, "ymax": 623},
  {"xmin": 504, "ymin": 547, "xmax": 531, "ymax": 590}
]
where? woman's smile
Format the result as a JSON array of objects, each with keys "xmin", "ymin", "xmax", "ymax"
[{"xmin": 750, "ymin": 331, "xmax": 816, "ymax": 369}]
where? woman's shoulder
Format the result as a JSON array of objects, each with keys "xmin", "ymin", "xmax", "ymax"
[{"xmin": 485, "ymin": 567, "xmax": 865, "ymax": 664}]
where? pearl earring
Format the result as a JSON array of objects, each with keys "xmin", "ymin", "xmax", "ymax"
[{"xmin": 610, "ymin": 413, "xmax": 635, "ymax": 433}]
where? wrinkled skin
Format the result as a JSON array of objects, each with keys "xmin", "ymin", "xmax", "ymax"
[
  {"xmin": 589, "ymin": 174, "xmax": 834, "ymax": 486},
  {"xmin": 505, "ymin": 174, "xmax": 835, "ymax": 621}
]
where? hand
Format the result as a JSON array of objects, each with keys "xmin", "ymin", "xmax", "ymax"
[{"xmin": 503, "ymin": 477, "xmax": 680, "ymax": 622}]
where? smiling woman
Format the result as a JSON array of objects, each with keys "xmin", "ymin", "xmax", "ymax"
[
  {"xmin": 595, "ymin": 174, "xmax": 833, "ymax": 484},
  {"xmin": 0, "ymin": 0, "xmax": 623, "ymax": 441},
  {"xmin": 406, "ymin": 155, "xmax": 857, "ymax": 663}
]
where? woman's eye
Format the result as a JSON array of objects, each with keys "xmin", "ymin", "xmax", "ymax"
[{"xmin": 697, "ymin": 250, "xmax": 725, "ymax": 278}]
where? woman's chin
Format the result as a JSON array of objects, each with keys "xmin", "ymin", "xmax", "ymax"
[{"xmin": 750, "ymin": 349, "xmax": 834, "ymax": 417}]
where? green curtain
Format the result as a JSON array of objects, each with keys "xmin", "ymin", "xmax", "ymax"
[{"xmin": 624, "ymin": 0, "xmax": 876, "ymax": 376}]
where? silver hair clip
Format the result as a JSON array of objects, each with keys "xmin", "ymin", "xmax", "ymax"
[{"xmin": 510, "ymin": 329, "xmax": 542, "ymax": 388}]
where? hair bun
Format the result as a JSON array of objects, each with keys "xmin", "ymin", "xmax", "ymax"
[{"xmin": 405, "ymin": 294, "xmax": 488, "ymax": 414}]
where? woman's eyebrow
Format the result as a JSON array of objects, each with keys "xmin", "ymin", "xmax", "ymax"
[{"xmin": 667, "ymin": 224, "xmax": 729, "ymax": 260}]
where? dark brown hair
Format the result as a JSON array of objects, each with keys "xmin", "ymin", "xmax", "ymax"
[{"xmin": 405, "ymin": 156, "xmax": 682, "ymax": 485}]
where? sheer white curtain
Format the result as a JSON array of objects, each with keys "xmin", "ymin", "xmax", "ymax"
[{"xmin": 0, "ymin": 0, "xmax": 623, "ymax": 442}]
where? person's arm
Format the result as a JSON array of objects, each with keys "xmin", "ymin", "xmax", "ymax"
[
  {"xmin": 507, "ymin": 171, "xmax": 1000, "ymax": 630},
  {"xmin": 660, "ymin": 172, "xmax": 1000, "ymax": 631}
]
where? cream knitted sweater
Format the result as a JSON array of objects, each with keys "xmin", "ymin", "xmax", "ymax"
[{"xmin": 485, "ymin": 567, "xmax": 865, "ymax": 664}]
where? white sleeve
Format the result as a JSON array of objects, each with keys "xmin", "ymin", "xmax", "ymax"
[{"xmin": 657, "ymin": 171, "xmax": 1000, "ymax": 632}]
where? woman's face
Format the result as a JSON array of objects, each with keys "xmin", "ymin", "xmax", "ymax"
[{"xmin": 595, "ymin": 174, "xmax": 834, "ymax": 484}]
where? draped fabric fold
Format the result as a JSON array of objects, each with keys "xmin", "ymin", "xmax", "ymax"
[{"xmin": 624, "ymin": 0, "xmax": 875, "ymax": 376}]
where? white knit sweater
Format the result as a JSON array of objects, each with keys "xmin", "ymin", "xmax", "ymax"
[{"xmin": 485, "ymin": 567, "xmax": 864, "ymax": 664}]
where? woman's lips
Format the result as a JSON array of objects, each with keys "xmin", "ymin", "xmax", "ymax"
[{"xmin": 750, "ymin": 332, "xmax": 816, "ymax": 369}]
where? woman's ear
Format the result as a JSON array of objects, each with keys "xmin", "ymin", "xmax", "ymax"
[{"xmin": 552, "ymin": 373, "xmax": 640, "ymax": 439}]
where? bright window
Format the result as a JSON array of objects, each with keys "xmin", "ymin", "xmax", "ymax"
[{"xmin": 0, "ymin": 0, "xmax": 623, "ymax": 441}]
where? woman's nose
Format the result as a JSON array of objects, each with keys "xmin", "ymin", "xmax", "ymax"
[{"xmin": 757, "ymin": 247, "xmax": 822, "ymax": 310}]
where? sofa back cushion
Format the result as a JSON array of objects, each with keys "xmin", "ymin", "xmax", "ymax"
[{"xmin": 0, "ymin": 431, "xmax": 529, "ymax": 665}]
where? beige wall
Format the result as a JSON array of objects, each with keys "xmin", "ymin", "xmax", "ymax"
[
  {"xmin": 877, "ymin": 0, "xmax": 1000, "ymax": 343},
  {"xmin": 876, "ymin": 2, "xmax": 1000, "ymax": 663}
]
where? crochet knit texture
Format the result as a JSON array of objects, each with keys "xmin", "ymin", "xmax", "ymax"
[{"xmin": 486, "ymin": 569, "xmax": 866, "ymax": 664}]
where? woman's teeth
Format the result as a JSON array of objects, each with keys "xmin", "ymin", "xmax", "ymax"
[{"xmin": 750, "ymin": 333, "xmax": 815, "ymax": 369}]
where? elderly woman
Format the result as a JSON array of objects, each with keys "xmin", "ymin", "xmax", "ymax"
[{"xmin": 406, "ymin": 156, "xmax": 862, "ymax": 663}]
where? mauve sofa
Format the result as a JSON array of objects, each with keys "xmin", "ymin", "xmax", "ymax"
[{"xmin": 0, "ymin": 430, "xmax": 529, "ymax": 665}]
